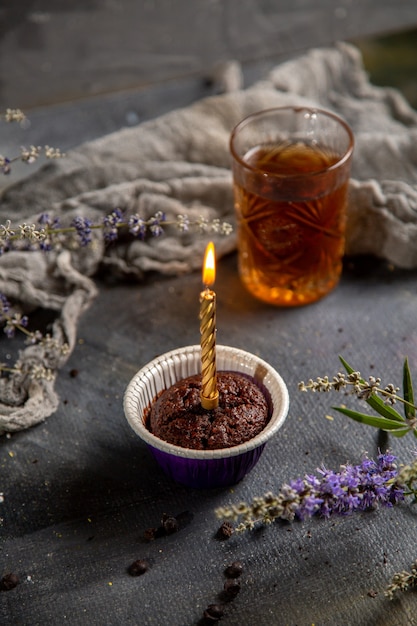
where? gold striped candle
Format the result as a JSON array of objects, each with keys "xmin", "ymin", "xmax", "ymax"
[{"xmin": 199, "ymin": 242, "xmax": 219, "ymax": 410}]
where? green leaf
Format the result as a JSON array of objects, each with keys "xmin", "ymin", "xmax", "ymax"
[
  {"xmin": 403, "ymin": 357, "xmax": 415, "ymax": 420},
  {"xmin": 333, "ymin": 406, "xmax": 411, "ymax": 432},
  {"xmin": 338, "ymin": 355, "xmax": 404, "ymax": 423},
  {"xmin": 338, "ymin": 355, "xmax": 355, "ymax": 375},
  {"xmin": 389, "ymin": 428, "xmax": 411, "ymax": 438},
  {"xmin": 365, "ymin": 395, "xmax": 404, "ymax": 422}
]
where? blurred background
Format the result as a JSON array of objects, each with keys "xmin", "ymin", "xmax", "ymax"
[
  {"xmin": 1, "ymin": 1, "xmax": 416, "ymax": 109},
  {"xmin": 355, "ymin": 27, "xmax": 417, "ymax": 108},
  {"xmin": 0, "ymin": 0, "xmax": 416, "ymax": 189}
]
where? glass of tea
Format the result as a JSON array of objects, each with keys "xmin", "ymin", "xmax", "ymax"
[{"xmin": 230, "ymin": 106, "xmax": 354, "ymax": 306}]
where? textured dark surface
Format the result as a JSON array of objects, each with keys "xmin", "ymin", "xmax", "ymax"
[
  {"xmin": 1, "ymin": 8, "xmax": 417, "ymax": 624},
  {"xmin": 1, "ymin": 252, "xmax": 417, "ymax": 626}
]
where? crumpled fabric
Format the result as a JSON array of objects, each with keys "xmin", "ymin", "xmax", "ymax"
[{"xmin": 1, "ymin": 41, "xmax": 417, "ymax": 432}]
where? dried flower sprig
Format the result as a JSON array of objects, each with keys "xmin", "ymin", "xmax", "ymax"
[
  {"xmin": 215, "ymin": 454, "xmax": 417, "ymax": 599},
  {"xmin": 0, "ymin": 210, "xmax": 233, "ymax": 255},
  {"xmin": 0, "ymin": 145, "xmax": 65, "ymax": 175},
  {"xmin": 0, "ymin": 108, "xmax": 65, "ymax": 174},
  {"xmin": 0, "ymin": 293, "xmax": 69, "ymax": 380},
  {"xmin": 385, "ymin": 559, "xmax": 417, "ymax": 599},
  {"xmin": 299, "ymin": 356, "xmax": 417, "ymax": 439},
  {"xmin": 0, "ymin": 109, "xmax": 26, "ymax": 123},
  {"xmin": 0, "ymin": 110, "xmax": 233, "ymax": 247},
  {"xmin": 215, "ymin": 452, "xmax": 407, "ymax": 532}
]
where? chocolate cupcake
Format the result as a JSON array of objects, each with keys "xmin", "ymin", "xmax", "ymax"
[
  {"xmin": 124, "ymin": 345, "xmax": 289, "ymax": 488},
  {"xmin": 148, "ymin": 372, "xmax": 269, "ymax": 450}
]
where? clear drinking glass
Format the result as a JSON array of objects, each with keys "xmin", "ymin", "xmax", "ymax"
[{"xmin": 230, "ymin": 106, "xmax": 354, "ymax": 306}]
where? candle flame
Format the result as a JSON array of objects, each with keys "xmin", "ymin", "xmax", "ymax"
[{"xmin": 202, "ymin": 242, "xmax": 216, "ymax": 287}]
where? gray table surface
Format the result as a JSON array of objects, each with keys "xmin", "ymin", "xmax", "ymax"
[{"xmin": 1, "ymin": 251, "xmax": 417, "ymax": 626}]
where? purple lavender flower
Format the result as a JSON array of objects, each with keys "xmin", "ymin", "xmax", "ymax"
[
  {"xmin": 128, "ymin": 215, "xmax": 147, "ymax": 240},
  {"xmin": 361, "ymin": 452, "xmax": 404, "ymax": 507},
  {"xmin": 39, "ymin": 241, "xmax": 52, "ymax": 252},
  {"xmin": 304, "ymin": 453, "xmax": 403, "ymax": 520},
  {"xmin": 4, "ymin": 325, "xmax": 15, "ymax": 338},
  {"xmin": 0, "ymin": 293, "xmax": 10, "ymax": 317},
  {"xmin": 38, "ymin": 214, "xmax": 60, "ymax": 251},
  {"xmin": 38, "ymin": 213, "xmax": 50, "ymax": 225},
  {"xmin": 0, "ymin": 157, "xmax": 11, "ymax": 175},
  {"xmin": 4, "ymin": 313, "xmax": 28, "ymax": 339},
  {"xmin": 103, "ymin": 208, "xmax": 123, "ymax": 242},
  {"xmin": 148, "ymin": 211, "xmax": 166, "ymax": 237},
  {"xmin": 72, "ymin": 216, "xmax": 93, "ymax": 246},
  {"xmin": 176, "ymin": 215, "xmax": 190, "ymax": 232},
  {"xmin": 216, "ymin": 453, "xmax": 406, "ymax": 531},
  {"xmin": 38, "ymin": 213, "xmax": 60, "ymax": 229}
]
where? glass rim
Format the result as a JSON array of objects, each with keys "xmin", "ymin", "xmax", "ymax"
[{"xmin": 230, "ymin": 105, "xmax": 354, "ymax": 179}]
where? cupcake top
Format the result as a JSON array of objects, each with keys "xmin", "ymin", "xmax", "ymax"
[{"xmin": 147, "ymin": 371, "xmax": 269, "ymax": 450}]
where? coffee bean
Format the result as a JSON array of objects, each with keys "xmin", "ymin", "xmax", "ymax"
[
  {"xmin": 224, "ymin": 561, "xmax": 243, "ymax": 579},
  {"xmin": 0, "ymin": 573, "xmax": 19, "ymax": 591},
  {"xmin": 127, "ymin": 559, "xmax": 149, "ymax": 577},
  {"xmin": 216, "ymin": 522, "xmax": 234, "ymax": 539},
  {"xmin": 203, "ymin": 603, "xmax": 224, "ymax": 621},
  {"xmin": 223, "ymin": 578, "xmax": 240, "ymax": 598}
]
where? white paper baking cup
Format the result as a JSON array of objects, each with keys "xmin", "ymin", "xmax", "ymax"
[{"xmin": 123, "ymin": 345, "xmax": 289, "ymax": 488}]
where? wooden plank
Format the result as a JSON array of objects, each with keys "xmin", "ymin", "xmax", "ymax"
[{"xmin": 1, "ymin": 0, "xmax": 417, "ymax": 109}]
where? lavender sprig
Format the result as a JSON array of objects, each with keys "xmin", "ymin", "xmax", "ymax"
[
  {"xmin": 215, "ymin": 453, "xmax": 409, "ymax": 532},
  {"xmin": 0, "ymin": 108, "xmax": 65, "ymax": 174},
  {"xmin": 102, "ymin": 208, "xmax": 124, "ymax": 242},
  {"xmin": 72, "ymin": 216, "xmax": 93, "ymax": 246},
  {"xmin": 0, "ymin": 294, "xmax": 69, "ymax": 380},
  {"xmin": 1, "ymin": 109, "xmax": 26, "ymax": 123},
  {"xmin": 0, "ymin": 145, "xmax": 65, "ymax": 175},
  {"xmin": 0, "ymin": 110, "xmax": 233, "ymax": 248},
  {"xmin": 0, "ymin": 211, "xmax": 233, "ymax": 254}
]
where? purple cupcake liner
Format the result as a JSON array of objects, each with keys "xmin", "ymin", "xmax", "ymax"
[
  {"xmin": 148, "ymin": 443, "xmax": 266, "ymax": 489},
  {"xmin": 123, "ymin": 345, "xmax": 289, "ymax": 488}
]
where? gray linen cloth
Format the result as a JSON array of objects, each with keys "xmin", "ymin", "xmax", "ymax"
[{"xmin": 0, "ymin": 42, "xmax": 417, "ymax": 432}]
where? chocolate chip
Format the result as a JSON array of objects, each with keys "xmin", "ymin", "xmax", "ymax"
[
  {"xmin": 0, "ymin": 573, "xmax": 19, "ymax": 591},
  {"xmin": 224, "ymin": 561, "xmax": 243, "ymax": 579},
  {"xmin": 127, "ymin": 559, "xmax": 149, "ymax": 577}
]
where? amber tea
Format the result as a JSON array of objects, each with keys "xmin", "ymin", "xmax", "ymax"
[
  {"xmin": 230, "ymin": 107, "xmax": 354, "ymax": 306},
  {"xmin": 234, "ymin": 140, "xmax": 348, "ymax": 305}
]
